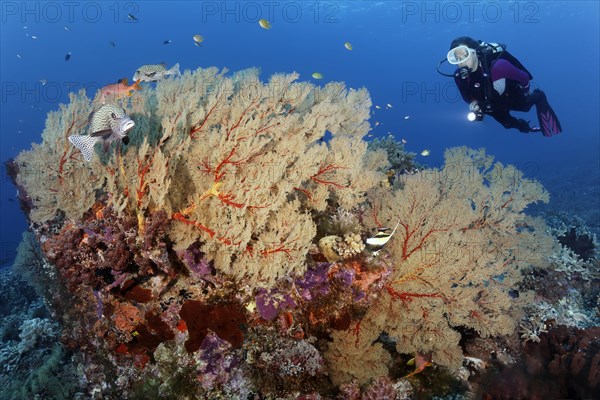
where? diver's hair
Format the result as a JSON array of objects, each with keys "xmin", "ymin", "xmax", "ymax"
[{"xmin": 449, "ymin": 36, "xmax": 481, "ymax": 50}]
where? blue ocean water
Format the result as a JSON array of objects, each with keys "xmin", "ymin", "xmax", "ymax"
[{"xmin": 1, "ymin": 0, "xmax": 599, "ymax": 268}]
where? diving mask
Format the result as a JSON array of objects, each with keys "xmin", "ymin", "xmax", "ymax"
[{"xmin": 447, "ymin": 45, "xmax": 474, "ymax": 65}]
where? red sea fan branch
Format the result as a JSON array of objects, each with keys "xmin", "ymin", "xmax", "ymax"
[
  {"xmin": 172, "ymin": 212, "xmax": 215, "ymax": 238},
  {"xmin": 310, "ymin": 163, "xmax": 349, "ymax": 189}
]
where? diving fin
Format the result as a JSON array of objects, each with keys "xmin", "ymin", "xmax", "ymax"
[{"xmin": 535, "ymin": 90, "xmax": 562, "ymax": 137}]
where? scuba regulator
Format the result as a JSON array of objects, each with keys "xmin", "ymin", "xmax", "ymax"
[{"xmin": 437, "ymin": 41, "xmax": 506, "ymax": 122}]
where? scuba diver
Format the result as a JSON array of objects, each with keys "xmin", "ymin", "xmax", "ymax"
[{"xmin": 439, "ymin": 36, "xmax": 562, "ymax": 136}]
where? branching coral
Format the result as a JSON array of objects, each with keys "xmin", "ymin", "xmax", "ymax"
[
  {"xmin": 324, "ymin": 147, "xmax": 555, "ymax": 383},
  {"xmin": 558, "ymin": 227, "xmax": 596, "ymax": 261},
  {"xmin": 9, "ymin": 66, "xmax": 561, "ymax": 398},
  {"xmin": 15, "ymin": 67, "xmax": 385, "ymax": 292},
  {"xmin": 12, "ymin": 90, "xmax": 100, "ymax": 223}
]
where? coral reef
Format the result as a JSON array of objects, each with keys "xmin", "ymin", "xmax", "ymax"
[
  {"xmin": 559, "ymin": 227, "xmax": 596, "ymax": 261},
  {"xmin": 367, "ymin": 136, "xmax": 422, "ymax": 188},
  {"xmin": 477, "ymin": 325, "xmax": 600, "ymax": 399},
  {"xmin": 0, "ymin": 268, "xmax": 80, "ymax": 400},
  {"xmin": 6, "ymin": 67, "xmax": 574, "ymax": 398},
  {"xmin": 324, "ymin": 147, "xmax": 554, "ymax": 384},
  {"xmin": 459, "ymin": 215, "xmax": 600, "ymax": 400}
]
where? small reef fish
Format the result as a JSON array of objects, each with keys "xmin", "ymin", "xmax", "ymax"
[
  {"xmin": 109, "ymin": 41, "xmax": 117, "ymax": 47},
  {"xmin": 133, "ymin": 63, "xmax": 180, "ymax": 82},
  {"xmin": 404, "ymin": 115, "xmax": 410, "ymax": 120},
  {"xmin": 65, "ymin": 52, "xmax": 71, "ymax": 61},
  {"xmin": 193, "ymin": 34, "xmax": 204, "ymax": 47},
  {"xmin": 163, "ymin": 39, "xmax": 172, "ymax": 45},
  {"xmin": 68, "ymin": 104, "xmax": 135, "ymax": 161},
  {"xmin": 405, "ymin": 352, "xmax": 432, "ymax": 378},
  {"xmin": 311, "ymin": 72, "xmax": 323, "ymax": 80},
  {"xmin": 127, "ymin": 13, "xmax": 138, "ymax": 21},
  {"xmin": 259, "ymin": 19, "xmax": 271, "ymax": 29},
  {"xmin": 99, "ymin": 78, "xmax": 142, "ymax": 104},
  {"xmin": 366, "ymin": 220, "xmax": 400, "ymax": 254},
  {"xmin": 344, "ymin": 42, "xmax": 353, "ymax": 50},
  {"xmin": 64, "ymin": 25, "xmax": 71, "ymax": 31},
  {"xmin": 386, "ymin": 103, "xmax": 393, "ymax": 109},
  {"xmin": 420, "ymin": 149, "xmax": 430, "ymax": 156}
]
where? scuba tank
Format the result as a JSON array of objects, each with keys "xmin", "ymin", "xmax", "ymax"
[
  {"xmin": 478, "ymin": 41, "xmax": 533, "ymax": 79},
  {"xmin": 478, "ymin": 42, "xmax": 505, "ymax": 113},
  {"xmin": 476, "ymin": 41, "xmax": 533, "ymax": 114}
]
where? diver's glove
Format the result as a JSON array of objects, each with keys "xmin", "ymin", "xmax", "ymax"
[
  {"xmin": 516, "ymin": 119, "xmax": 538, "ymax": 133},
  {"xmin": 458, "ymin": 67, "xmax": 470, "ymax": 79},
  {"xmin": 469, "ymin": 101, "xmax": 480, "ymax": 112},
  {"xmin": 518, "ymin": 82, "xmax": 531, "ymax": 94}
]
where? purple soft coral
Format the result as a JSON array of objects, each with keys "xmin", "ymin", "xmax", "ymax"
[
  {"xmin": 295, "ymin": 262, "xmax": 332, "ymax": 301},
  {"xmin": 255, "ymin": 288, "xmax": 297, "ymax": 321},
  {"xmin": 179, "ymin": 243, "xmax": 213, "ymax": 278},
  {"xmin": 333, "ymin": 266, "xmax": 356, "ymax": 287},
  {"xmin": 197, "ymin": 332, "xmax": 239, "ymax": 390}
]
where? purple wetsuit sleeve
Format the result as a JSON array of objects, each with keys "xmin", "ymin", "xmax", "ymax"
[{"xmin": 491, "ymin": 59, "xmax": 530, "ymax": 87}]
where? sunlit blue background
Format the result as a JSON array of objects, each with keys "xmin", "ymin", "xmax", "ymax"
[{"xmin": 1, "ymin": 1, "xmax": 599, "ymax": 267}]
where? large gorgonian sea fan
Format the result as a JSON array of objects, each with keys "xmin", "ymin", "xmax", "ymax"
[{"xmin": 13, "ymin": 67, "xmax": 387, "ymax": 290}]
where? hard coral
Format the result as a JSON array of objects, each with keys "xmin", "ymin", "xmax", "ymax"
[
  {"xmin": 245, "ymin": 327, "xmax": 329, "ymax": 396},
  {"xmin": 559, "ymin": 227, "xmax": 596, "ymax": 261},
  {"xmin": 361, "ymin": 376, "xmax": 398, "ymax": 400},
  {"xmin": 479, "ymin": 325, "xmax": 600, "ymax": 399}
]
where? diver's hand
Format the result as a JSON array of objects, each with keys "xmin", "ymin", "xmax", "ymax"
[
  {"xmin": 525, "ymin": 120, "xmax": 541, "ymax": 132},
  {"xmin": 517, "ymin": 119, "xmax": 538, "ymax": 133},
  {"xmin": 458, "ymin": 67, "xmax": 470, "ymax": 79},
  {"xmin": 469, "ymin": 101, "xmax": 480, "ymax": 112}
]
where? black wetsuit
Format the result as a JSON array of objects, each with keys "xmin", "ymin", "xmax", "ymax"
[{"xmin": 454, "ymin": 57, "xmax": 544, "ymax": 133}]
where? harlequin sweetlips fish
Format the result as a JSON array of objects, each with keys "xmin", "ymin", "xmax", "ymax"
[
  {"xmin": 133, "ymin": 62, "xmax": 180, "ymax": 82},
  {"xmin": 68, "ymin": 104, "xmax": 135, "ymax": 162}
]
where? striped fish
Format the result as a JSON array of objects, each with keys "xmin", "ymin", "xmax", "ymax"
[
  {"xmin": 366, "ymin": 220, "xmax": 400, "ymax": 254},
  {"xmin": 68, "ymin": 104, "xmax": 134, "ymax": 161}
]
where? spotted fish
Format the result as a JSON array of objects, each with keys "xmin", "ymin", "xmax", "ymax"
[
  {"xmin": 68, "ymin": 104, "xmax": 135, "ymax": 161},
  {"xmin": 133, "ymin": 62, "xmax": 180, "ymax": 82}
]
